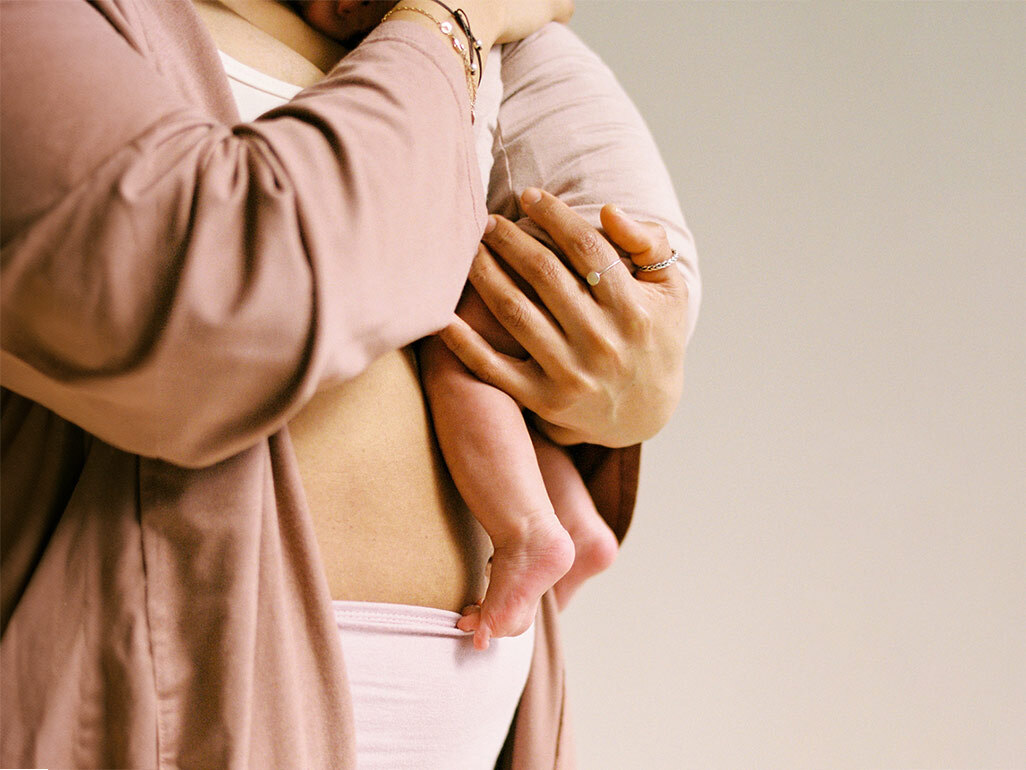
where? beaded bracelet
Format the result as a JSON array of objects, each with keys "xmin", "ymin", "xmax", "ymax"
[
  {"xmin": 423, "ymin": 0, "xmax": 484, "ymax": 86},
  {"xmin": 381, "ymin": 4, "xmax": 478, "ymax": 121}
]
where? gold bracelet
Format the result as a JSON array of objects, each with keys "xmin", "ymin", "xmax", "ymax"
[{"xmin": 381, "ymin": 4, "xmax": 477, "ymax": 121}]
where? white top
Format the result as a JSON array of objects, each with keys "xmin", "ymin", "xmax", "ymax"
[{"xmin": 218, "ymin": 50, "xmax": 303, "ymax": 121}]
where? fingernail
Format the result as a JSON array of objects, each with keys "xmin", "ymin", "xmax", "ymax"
[
  {"xmin": 521, "ymin": 187, "xmax": 542, "ymax": 205},
  {"xmin": 484, "ymin": 215, "xmax": 497, "ymax": 234}
]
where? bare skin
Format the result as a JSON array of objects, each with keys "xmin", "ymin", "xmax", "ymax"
[
  {"xmin": 195, "ymin": 0, "xmax": 580, "ymax": 619},
  {"xmin": 531, "ymin": 428, "xmax": 619, "ymax": 610},
  {"xmin": 419, "ymin": 328, "xmax": 575, "ymax": 649}
]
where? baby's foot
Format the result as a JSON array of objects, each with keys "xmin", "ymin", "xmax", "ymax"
[
  {"xmin": 552, "ymin": 519, "xmax": 619, "ymax": 610},
  {"xmin": 457, "ymin": 513, "xmax": 574, "ymax": 650}
]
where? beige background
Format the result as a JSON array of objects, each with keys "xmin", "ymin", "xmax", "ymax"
[{"xmin": 564, "ymin": 3, "xmax": 1025, "ymax": 768}]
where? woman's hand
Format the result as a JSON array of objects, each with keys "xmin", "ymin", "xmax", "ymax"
[{"xmin": 439, "ymin": 188, "xmax": 691, "ymax": 448}]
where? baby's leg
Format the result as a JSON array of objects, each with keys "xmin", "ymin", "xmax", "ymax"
[
  {"xmin": 530, "ymin": 429, "xmax": 619, "ymax": 610},
  {"xmin": 419, "ymin": 332, "xmax": 573, "ymax": 651},
  {"xmin": 451, "ymin": 280, "xmax": 619, "ymax": 610}
]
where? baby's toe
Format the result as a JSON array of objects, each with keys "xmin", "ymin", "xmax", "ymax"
[
  {"xmin": 457, "ymin": 604, "xmax": 481, "ymax": 633},
  {"xmin": 473, "ymin": 623, "xmax": 492, "ymax": 651}
]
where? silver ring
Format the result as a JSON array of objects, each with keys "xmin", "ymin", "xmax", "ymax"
[
  {"xmin": 635, "ymin": 249, "xmax": 680, "ymax": 273},
  {"xmin": 586, "ymin": 259, "xmax": 623, "ymax": 286}
]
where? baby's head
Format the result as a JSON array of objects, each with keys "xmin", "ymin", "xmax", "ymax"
[{"xmin": 293, "ymin": 1, "xmax": 399, "ymax": 47}]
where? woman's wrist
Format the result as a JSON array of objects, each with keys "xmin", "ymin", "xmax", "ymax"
[{"xmin": 383, "ymin": 1, "xmax": 495, "ymax": 60}]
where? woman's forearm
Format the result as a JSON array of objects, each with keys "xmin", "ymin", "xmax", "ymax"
[{"xmin": 1, "ymin": 4, "xmax": 483, "ymax": 467}]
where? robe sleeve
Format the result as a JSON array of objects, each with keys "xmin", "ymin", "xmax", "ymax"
[
  {"xmin": 487, "ymin": 24, "xmax": 702, "ymax": 542},
  {"xmin": 0, "ymin": 1, "xmax": 485, "ymax": 468}
]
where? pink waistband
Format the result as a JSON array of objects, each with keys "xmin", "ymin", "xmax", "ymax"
[
  {"xmin": 333, "ymin": 600, "xmax": 535, "ymax": 769},
  {"xmin": 333, "ymin": 600, "xmax": 475, "ymax": 637}
]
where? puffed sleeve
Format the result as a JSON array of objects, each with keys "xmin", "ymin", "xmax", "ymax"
[{"xmin": 0, "ymin": 1, "xmax": 486, "ymax": 468}]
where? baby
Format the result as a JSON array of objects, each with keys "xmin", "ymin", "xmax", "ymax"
[{"xmin": 302, "ymin": 1, "xmax": 622, "ymax": 650}]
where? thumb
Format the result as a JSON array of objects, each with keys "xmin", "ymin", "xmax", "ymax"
[
  {"xmin": 600, "ymin": 204, "xmax": 659, "ymax": 253},
  {"xmin": 600, "ymin": 204, "xmax": 678, "ymax": 284}
]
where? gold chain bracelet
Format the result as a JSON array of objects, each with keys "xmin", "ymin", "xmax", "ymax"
[{"xmin": 381, "ymin": 4, "xmax": 477, "ymax": 122}]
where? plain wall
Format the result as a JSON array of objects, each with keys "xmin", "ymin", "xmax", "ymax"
[{"xmin": 564, "ymin": 3, "xmax": 1025, "ymax": 767}]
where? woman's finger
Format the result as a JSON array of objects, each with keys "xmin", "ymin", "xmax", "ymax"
[
  {"xmin": 515, "ymin": 188, "xmax": 633, "ymax": 302},
  {"xmin": 467, "ymin": 246, "xmax": 571, "ymax": 374},
  {"xmin": 599, "ymin": 204, "xmax": 684, "ymax": 286},
  {"xmin": 437, "ymin": 315, "xmax": 545, "ymax": 414},
  {"xmin": 481, "ymin": 215, "xmax": 592, "ymax": 336}
]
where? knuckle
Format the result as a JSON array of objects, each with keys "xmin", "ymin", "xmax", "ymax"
[
  {"xmin": 571, "ymin": 229, "xmax": 609, "ymax": 264},
  {"xmin": 565, "ymin": 369, "xmax": 595, "ymax": 401},
  {"xmin": 583, "ymin": 325, "xmax": 622, "ymax": 369},
  {"xmin": 631, "ymin": 220, "xmax": 666, "ymax": 252},
  {"xmin": 497, "ymin": 294, "xmax": 529, "ymax": 330},
  {"xmin": 598, "ymin": 337, "xmax": 628, "ymax": 374},
  {"xmin": 651, "ymin": 223, "xmax": 670, "ymax": 248},
  {"xmin": 528, "ymin": 254, "xmax": 563, "ymax": 287},
  {"xmin": 627, "ymin": 304, "xmax": 654, "ymax": 337}
]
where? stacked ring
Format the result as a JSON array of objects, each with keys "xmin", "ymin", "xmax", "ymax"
[{"xmin": 635, "ymin": 249, "xmax": 679, "ymax": 273}]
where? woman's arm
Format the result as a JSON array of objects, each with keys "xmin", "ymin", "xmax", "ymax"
[
  {"xmin": 444, "ymin": 23, "xmax": 701, "ymax": 447},
  {"xmin": 1, "ymin": 3, "xmax": 484, "ymax": 468},
  {"xmin": 489, "ymin": 22, "xmax": 700, "ymax": 334}
]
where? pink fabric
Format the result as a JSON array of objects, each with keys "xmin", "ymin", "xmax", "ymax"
[
  {"xmin": 334, "ymin": 601, "xmax": 535, "ymax": 769},
  {"xmin": 2, "ymin": 3, "xmax": 483, "ymax": 767}
]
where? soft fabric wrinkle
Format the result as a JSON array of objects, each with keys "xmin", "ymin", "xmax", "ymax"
[{"xmin": 0, "ymin": 398, "xmax": 86, "ymax": 633}]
